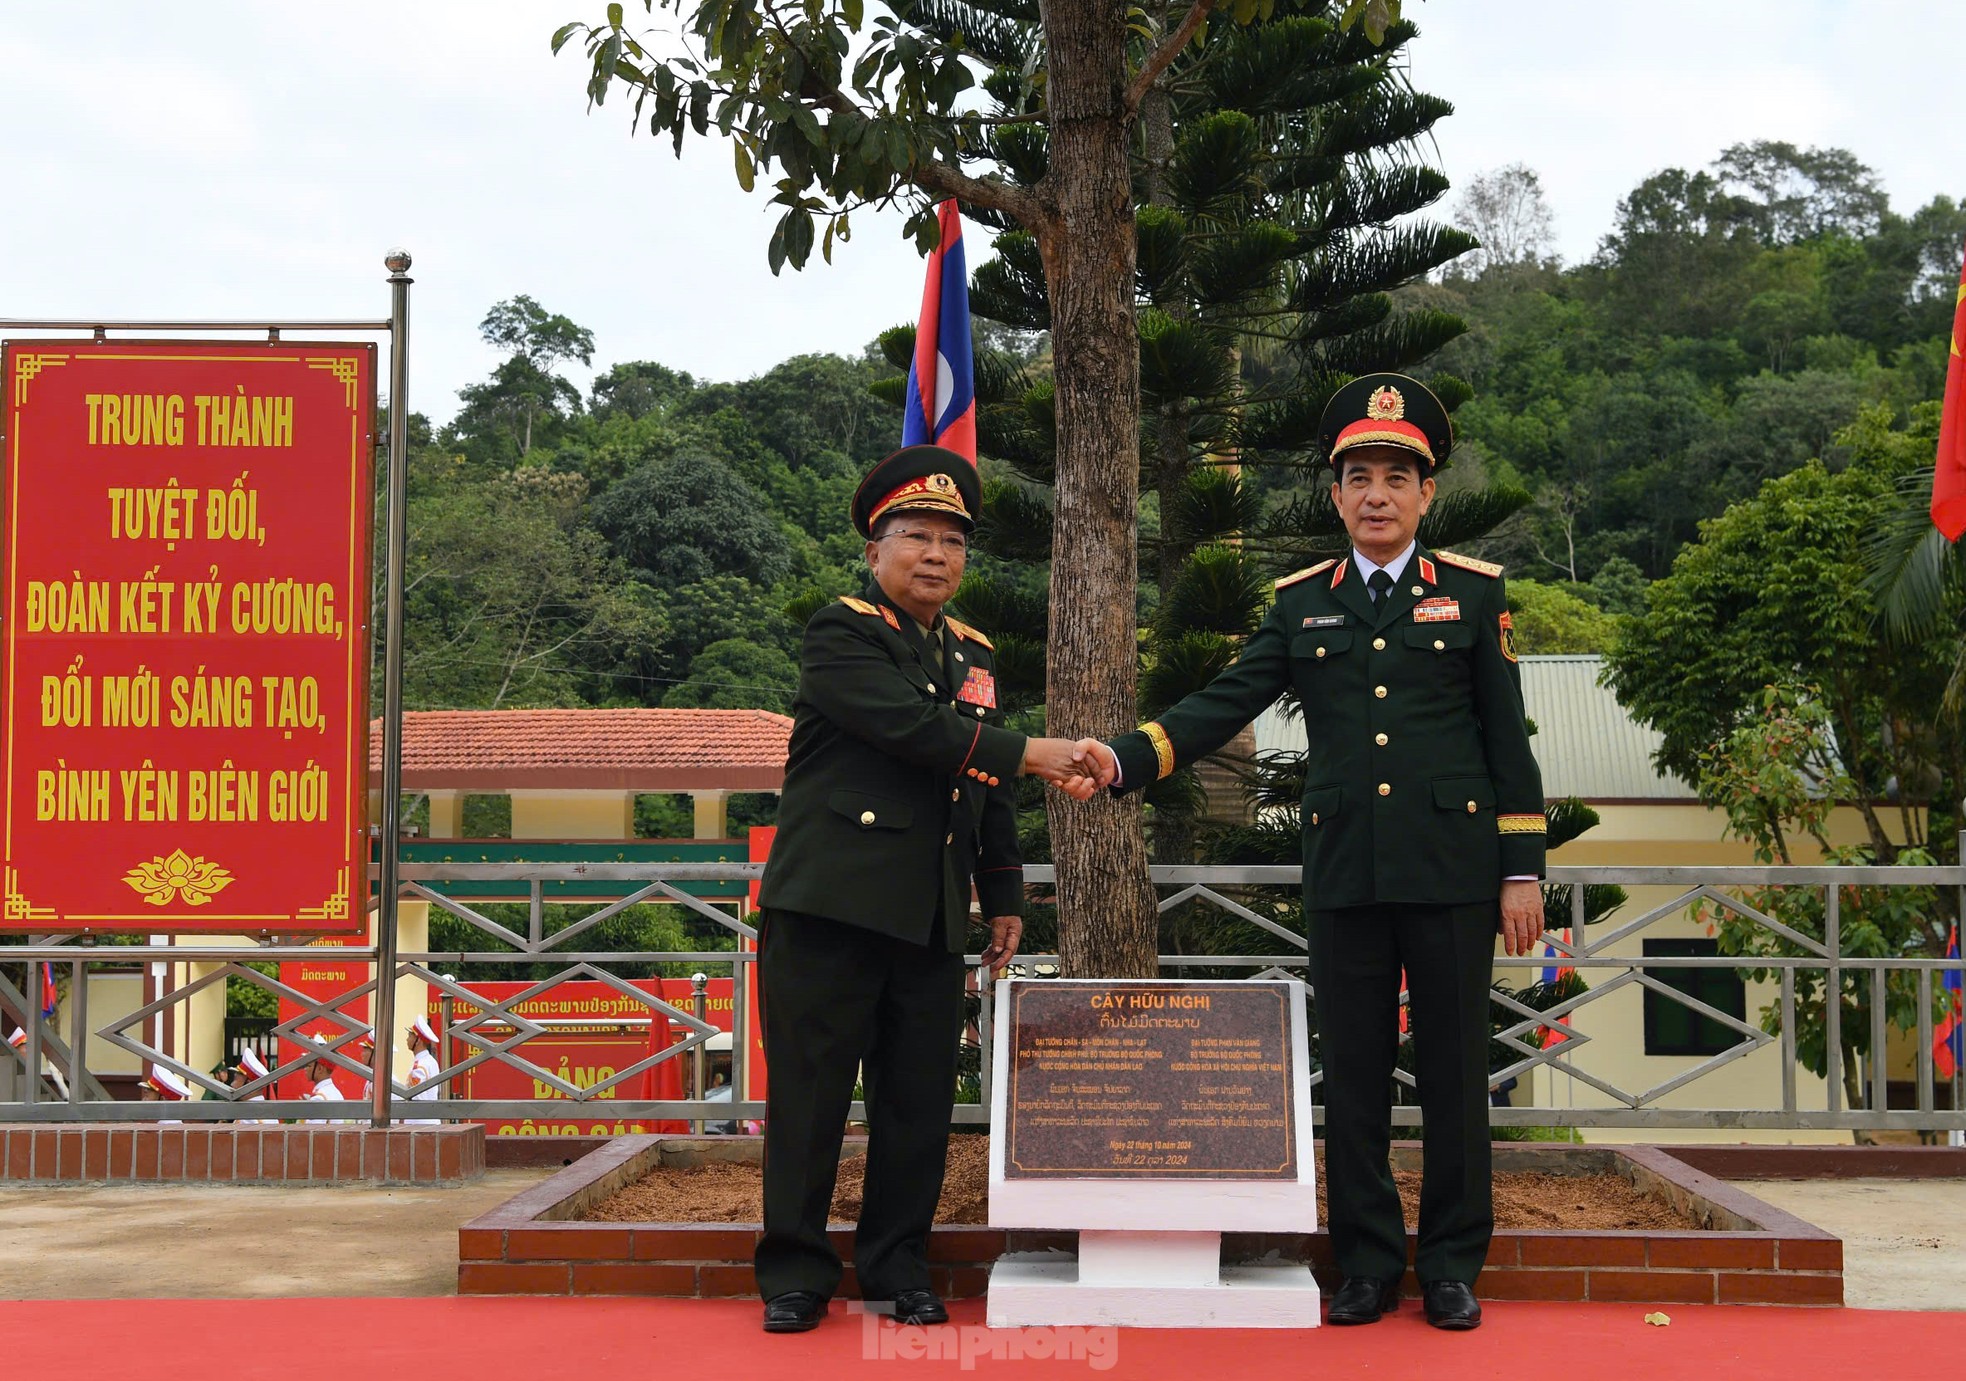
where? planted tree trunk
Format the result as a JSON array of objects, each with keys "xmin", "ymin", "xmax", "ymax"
[{"xmin": 1035, "ymin": 0, "xmax": 1159, "ymax": 979}]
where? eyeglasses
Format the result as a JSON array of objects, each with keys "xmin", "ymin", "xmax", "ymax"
[{"xmin": 878, "ymin": 529, "xmax": 969, "ymax": 555}]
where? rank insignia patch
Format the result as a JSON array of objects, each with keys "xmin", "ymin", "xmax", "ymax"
[
  {"xmin": 880, "ymin": 606, "xmax": 901, "ymax": 631},
  {"xmin": 957, "ymin": 667, "xmax": 998, "ymax": 709},
  {"xmin": 1413, "ymin": 598, "xmax": 1461, "ymax": 623},
  {"xmin": 1499, "ymin": 610, "xmax": 1519, "ymax": 662}
]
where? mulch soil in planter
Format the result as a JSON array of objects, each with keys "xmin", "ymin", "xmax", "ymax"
[{"xmin": 583, "ymin": 1135, "xmax": 1698, "ymax": 1232}]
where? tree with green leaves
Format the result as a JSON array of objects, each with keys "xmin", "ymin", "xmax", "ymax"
[
  {"xmin": 559, "ymin": 0, "xmax": 1418, "ymax": 976},
  {"xmin": 393, "ymin": 461, "xmax": 660, "ymax": 710},
  {"xmin": 1690, "ymin": 684, "xmax": 1940, "ymax": 1123},
  {"xmin": 861, "ymin": 3, "xmax": 1533, "ymax": 891},
  {"xmin": 1606, "ymin": 404, "xmax": 1962, "ymax": 877},
  {"xmin": 451, "ymin": 295, "xmax": 599, "ymax": 460}
]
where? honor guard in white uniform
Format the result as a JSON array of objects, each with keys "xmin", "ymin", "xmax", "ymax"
[
  {"xmin": 236, "ymin": 1047, "xmax": 278, "ymax": 1125},
  {"xmin": 301, "ymin": 1051, "xmax": 347, "ymax": 1125},
  {"xmin": 404, "ymin": 1016, "xmax": 443, "ymax": 1125},
  {"xmin": 7, "ymin": 1026, "xmax": 70, "ymax": 1100},
  {"xmin": 143, "ymin": 1066, "xmax": 192, "ymax": 1123}
]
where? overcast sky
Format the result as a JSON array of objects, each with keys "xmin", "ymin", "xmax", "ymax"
[{"xmin": 0, "ymin": 2, "xmax": 1956, "ymax": 424}]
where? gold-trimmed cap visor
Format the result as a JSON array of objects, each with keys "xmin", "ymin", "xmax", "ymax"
[
  {"xmin": 869, "ymin": 472, "xmax": 972, "ymax": 528},
  {"xmin": 851, "ymin": 444, "xmax": 981, "ymax": 537}
]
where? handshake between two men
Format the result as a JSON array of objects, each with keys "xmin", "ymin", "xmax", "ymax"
[{"xmin": 1020, "ymin": 737, "xmax": 1119, "ymax": 802}]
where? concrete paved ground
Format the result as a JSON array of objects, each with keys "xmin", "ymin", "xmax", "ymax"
[
  {"xmin": 4, "ymin": 1170, "xmax": 1962, "ymax": 1307},
  {"xmin": 1729, "ymin": 1179, "xmax": 1966, "ymax": 1311},
  {"xmin": 0, "ymin": 1170, "xmax": 549, "ymax": 1300}
]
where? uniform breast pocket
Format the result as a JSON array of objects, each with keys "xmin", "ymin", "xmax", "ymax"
[{"xmin": 1290, "ymin": 630, "xmax": 1354, "ymax": 665}]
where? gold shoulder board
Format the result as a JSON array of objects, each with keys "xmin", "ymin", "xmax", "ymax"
[
  {"xmin": 1275, "ymin": 559, "xmax": 1340, "ymax": 590},
  {"xmin": 838, "ymin": 596, "xmax": 881, "ymax": 616},
  {"xmin": 946, "ymin": 617, "xmax": 995, "ymax": 650},
  {"xmin": 1433, "ymin": 551, "xmax": 1504, "ymax": 578}
]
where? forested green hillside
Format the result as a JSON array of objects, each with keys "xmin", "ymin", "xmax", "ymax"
[{"xmin": 384, "ymin": 142, "xmax": 1963, "ymax": 713}]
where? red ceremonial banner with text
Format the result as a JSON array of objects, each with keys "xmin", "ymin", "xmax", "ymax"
[
  {"xmin": 427, "ymin": 978, "xmax": 735, "ymax": 1137},
  {"xmin": 1, "ymin": 341, "xmax": 374, "ymax": 933}
]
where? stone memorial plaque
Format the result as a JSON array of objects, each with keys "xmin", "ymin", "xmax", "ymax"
[{"xmin": 1003, "ymin": 980, "xmax": 1296, "ymax": 1180}]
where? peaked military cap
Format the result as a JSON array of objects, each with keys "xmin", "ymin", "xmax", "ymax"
[
  {"xmin": 1319, "ymin": 372, "xmax": 1454, "ymax": 474},
  {"xmin": 850, "ymin": 444, "xmax": 980, "ymax": 538}
]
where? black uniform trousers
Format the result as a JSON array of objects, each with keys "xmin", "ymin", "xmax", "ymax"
[
  {"xmin": 754, "ymin": 908, "xmax": 966, "ymax": 1301},
  {"xmin": 1307, "ymin": 900, "xmax": 1497, "ymax": 1287}
]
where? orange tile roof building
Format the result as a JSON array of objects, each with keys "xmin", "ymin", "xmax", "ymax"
[{"xmin": 366, "ymin": 708, "xmax": 792, "ymax": 839}]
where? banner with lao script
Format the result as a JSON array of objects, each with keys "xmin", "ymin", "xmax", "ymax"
[{"xmin": 1, "ymin": 341, "xmax": 374, "ymax": 933}]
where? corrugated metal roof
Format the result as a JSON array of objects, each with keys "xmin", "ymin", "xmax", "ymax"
[{"xmin": 1252, "ymin": 655, "xmax": 1692, "ymax": 801}]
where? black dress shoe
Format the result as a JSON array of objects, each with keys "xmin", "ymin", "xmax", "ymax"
[
  {"xmin": 1327, "ymin": 1276, "xmax": 1400, "ymax": 1324},
  {"xmin": 1422, "ymin": 1280, "xmax": 1482, "ymax": 1330},
  {"xmin": 889, "ymin": 1288, "xmax": 950, "ymax": 1326},
  {"xmin": 762, "ymin": 1290, "xmax": 828, "ymax": 1333}
]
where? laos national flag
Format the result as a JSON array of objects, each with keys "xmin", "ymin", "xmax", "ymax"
[
  {"xmin": 39, "ymin": 962, "xmax": 57, "ymax": 1019},
  {"xmin": 1937, "ymin": 925, "xmax": 1963, "ymax": 1081},
  {"xmin": 902, "ymin": 200, "xmax": 977, "ymax": 463}
]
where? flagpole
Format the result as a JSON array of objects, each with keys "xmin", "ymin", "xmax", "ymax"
[{"xmin": 1955, "ymin": 815, "xmax": 1964, "ymax": 1147}]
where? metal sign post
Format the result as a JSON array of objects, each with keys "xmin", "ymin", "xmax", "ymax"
[{"xmin": 369, "ymin": 251, "xmax": 413, "ymax": 1129}]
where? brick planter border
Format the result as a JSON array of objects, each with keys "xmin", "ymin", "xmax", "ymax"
[
  {"xmin": 0, "ymin": 1124, "xmax": 484, "ymax": 1186},
  {"xmin": 458, "ymin": 1138, "xmax": 1842, "ymax": 1306}
]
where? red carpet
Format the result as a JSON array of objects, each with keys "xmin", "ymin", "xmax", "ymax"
[{"xmin": 6, "ymin": 1296, "xmax": 1961, "ymax": 1380}]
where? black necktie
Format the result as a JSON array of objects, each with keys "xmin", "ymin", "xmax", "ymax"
[{"xmin": 1368, "ymin": 569, "xmax": 1394, "ymax": 604}]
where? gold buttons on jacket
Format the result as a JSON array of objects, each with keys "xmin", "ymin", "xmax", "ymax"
[
  {"xmin": 1466, "ymin": 801, "xmax": 1478, "ymax": 814},
  {"xmin": 1310, "ymin": 812, "xmax": 1320, "ymax": 825},
  {"xmin": 1411, "ymin": 585, "xmax": 1423, "ymax": 595},
  {"xmin": 955, "ymin": 651, "xmax": 965, "ymax": 662},
  {"xmin": 951, "ymin": 788, "xmax": 961, "ymax": 801},
  {"xmin": 1372, "ymin": 637, "xmax": 1386, "ymax": 651},
  {"xmin": 1315, "ymin": 647, "xmax": 1326, "ymax": 659},
  {"xmin": 946, "ymin": 833, "xmax": 954, "ymax": 845},
  {"xmin": 926, "ymin": 682, "xmax": 937, "ymax": 694},
  {"xmin": 1378, "ymin": 783, "xmax": 1390, "ymax": 796},
  {"xmin": 1375, "ymin": 732, "xmax": 1388, "ymax": 746},
  {"xmin": 1433, "ymin": 639, "xmax": 1445, "ymax": 651},
  {"xmin": 975, "ymin": 706, "xmax": 986, "ymax": 717},
  {"xmin": 987, "ymin": 776, "xmax": 1000, "ymax": 786},
  {"xmin": 859, "ymin": 810, "xmax": 876, "ymax": 825},
  {"xmin": 1374, "ymin": 685, "xmax": 1387, "ymax": 699}
]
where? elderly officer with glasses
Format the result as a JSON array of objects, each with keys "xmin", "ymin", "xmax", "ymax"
[{"xmin": 753, "ymin": 444, "xmax": 1102, "ymax": 1334}]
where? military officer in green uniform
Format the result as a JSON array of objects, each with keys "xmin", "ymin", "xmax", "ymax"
[
  {"xmin": 754, "ymin": 444, "xmax": 1097, "ymax": 1334},
  {"xmin": 1081, "ymin": 374, "xmax": 1546, "ymax": 1330}
]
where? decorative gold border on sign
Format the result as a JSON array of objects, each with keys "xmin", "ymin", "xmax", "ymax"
[
  {"xmin": 11, "ymin": 355, "xmax": 68, "ymax": 406},
  {"xmin": 307, "ymin": 357, "xmax": 362, "ymax": 407},
  {"xmin": 3, "ymin": 867, "xmax": 56, "ymax": 923},
  {"xmin": 2, "ymin": 344, "xmax": 375, "ymax": 933},
  {"xmin": 299, "ymin": 869, "xmax": 351, "ymax": 922}
]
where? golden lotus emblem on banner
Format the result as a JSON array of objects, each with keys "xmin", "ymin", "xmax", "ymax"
[{"xmin": 122, "ymin": 850, "xmax": 236, "ymax": 907}]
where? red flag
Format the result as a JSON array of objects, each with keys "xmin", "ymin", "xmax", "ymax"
[
  {"xmin": 1938, "ymin": 925, "xmax": 1963, "ymax": 1081},
  {"xmin": 1931, "ymin": 241, "xmax": 1966, "ymax": 539}
]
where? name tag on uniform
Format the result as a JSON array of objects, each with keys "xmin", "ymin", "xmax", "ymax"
[
  {"xmin": 957, "ymin": 667, "xmax": 997, "ymax": 709},
  {"xmin": 1413, "ymin": 598, "xmax": 1461, "ymax": 623},
  {"xmin": 1302, "ymin": 614, "xmax": 1347, "ymax": 628}
]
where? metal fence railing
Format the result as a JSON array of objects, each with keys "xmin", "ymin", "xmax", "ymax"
[{"xmin": 3, "ymin": 861, "xmax": 1962, "ymax": 1133}]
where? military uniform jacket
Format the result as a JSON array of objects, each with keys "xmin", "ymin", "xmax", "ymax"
[
  {"xmin": 1110, "ymin": 547, "xmax": 1546, "ymax": 909},
  {"xmin": 757, "ymin": 582, "xmax": 1027, "ymax": 950}
]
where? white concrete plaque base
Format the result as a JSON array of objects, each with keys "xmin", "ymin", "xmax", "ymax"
[{"xmin": 985, "ymin": 1230, "xmax": 1320, "ymax": 1329}]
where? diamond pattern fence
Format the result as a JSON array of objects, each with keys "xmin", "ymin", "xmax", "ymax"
[{"xmin": 1, "ymin": 862, "xmax": 1961, "ymax": 1132}]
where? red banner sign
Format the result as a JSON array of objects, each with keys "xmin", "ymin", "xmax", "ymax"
[
  {"xmin": 1, "ymin": 341, "xmax": 374, "ymax": 932},
  {"xmin": 432, "ymin": 978, "xmax": 734, "ymax": 1138}
]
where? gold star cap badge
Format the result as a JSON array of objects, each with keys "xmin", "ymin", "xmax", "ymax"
[{"xmin": 1367, "ymin": 386, "xmax": 1406, "ymax": 421}]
